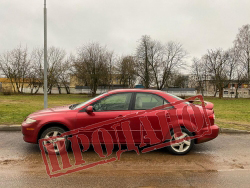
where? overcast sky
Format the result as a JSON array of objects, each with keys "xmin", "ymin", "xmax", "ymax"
[{"xmin": 1, "ymin": 0, "xmax": 250, "ymax": 69}]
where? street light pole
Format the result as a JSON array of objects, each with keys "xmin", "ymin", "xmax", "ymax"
[{"xmin": 44, "ymin": 0, "xmax": 48, "ymax": 108}]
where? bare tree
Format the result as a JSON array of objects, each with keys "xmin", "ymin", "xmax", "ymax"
[
  {"xmin": 203, "ymin": 49, "xmax": 230, "ymax": 98},
  {"xmin": 116, "ymin": 56, "xmax": 137, "ymax": 88},
  {"xmin": 0, "ymin": 46, "xmax": 31, "ymax": 93},
  {"xmin": 58, "ymin": 56, "xmax": 74, "ymax": 94},
  {"xmin": 234, "ymin": 64, "xmax": 248, "ymax": 98},
  {"xmin": 135, "ymin": 35, "xmax": 187, "ymax": 90},
  {"xmin": 47, "ymin": 47, "xmax": 66, "ymax": 94},
  {"xmin": 234, "ymin": 24, "xmax": 250, "ymax": 84},
  {"xmin": 191, "ymin": 58, "xmax": 205, "ymax": 96},
  {"xmin": 74, "ymin": 43, "xmax": 111, "ymax": 96},
  {"xmin": 159, "ymin": 42, "xmax": 187, "ymax": 89},
  {"xmin": 26, "ymin": 66, "xmax": 43, "ymax": 94},
  {"xmin": 31, "ymin": 47, "xmax": 66, "ymax": 94},
  {"xmin": 228, "ymin": 47, "xmax": 248, "ymax": 98},
  {"xmin": 29, "ymin": 48, "xmax": 44, "ymax": 94},
  {"xmin": 135, "ymin": 35, "xmax": 154, "ymax": 88},
  {"xmin": 106, "ymin": 51, "xmax": 115, "ymax": 89},
  {"xmin": 173, "ymin": 74, "xmax": 188, "ymax": 88}
]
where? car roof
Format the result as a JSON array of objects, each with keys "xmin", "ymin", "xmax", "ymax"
[
  {"xmin": 107, "ymin": 89, "xmax": 185, "ymax": 105},
  {"xmin": 108, "ymin": 89, "xmax": 165, "ymax": 94}
]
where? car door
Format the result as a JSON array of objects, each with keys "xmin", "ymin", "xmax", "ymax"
[
  {"xmin": 129, "ymin": 92, "xmax": 171, "ymax": 145},
  {"xmin": 76, "ymin": 92, "xmax": 133, "ymax": 144}
]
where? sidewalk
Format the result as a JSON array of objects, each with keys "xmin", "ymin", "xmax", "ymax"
[{"xmin": 0, "ymin": 124, "xmax": 250, "ymax": 134}]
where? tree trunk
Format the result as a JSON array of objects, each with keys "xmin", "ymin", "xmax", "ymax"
[
  {"xmin": 144, "ymin": 50, "xmax": 150, "ymax": 89},
  {"xmin": 64, "ymin": 85, "xmax": 70, "ymax": 94},
  {"xmin": 235, "ymin": 87, "xmax": 239, "ymax": 98},
  {"xmin": 213, "ymin": 85, "xmax": 218, "ymax": 97},
  {"xmin": 57, "ymin": 85, "xmax": 61, "ymax": 94},
  {"xmin": 34, "ymin": 87, "xmax": 39, "ymax": 94},
  {"xmin": 91, "ymin": 84, "xmax": 97, "ymax": 97},
  {"xmin": 219, "ymin": 88, "xmax": 223, "ymax": 99},
  {"xmin": 201, "ymin": 88, "xmax": 204, "ymax": 97},
  {"xmin": 10, "ymin": 80, "xmax": 16, "ymax": 93},
  {"xmin": 48, "ymin": 85, "xmax": 52, "ymax": 94},
  {"xmin": 34, "ymin": 84, "xmax": 41, "ymax": 94}
]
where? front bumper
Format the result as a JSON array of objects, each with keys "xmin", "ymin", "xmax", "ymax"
[
  {"xmin": 195, "ymin": 125, "xmax": 219, "ymax": 144},
  {"xmin": 21, "ymin": 121, "xmax": 39, "ymax": 143}
]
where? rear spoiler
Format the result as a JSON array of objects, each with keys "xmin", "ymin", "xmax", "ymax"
[{"xmin": 189, "ymin": 100, "xmax": 214, "ymax": 110}]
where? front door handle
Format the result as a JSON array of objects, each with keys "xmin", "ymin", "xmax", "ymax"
[{"xmin": 117, "ymin": 115, "xmax": 123, "ymax": 118}]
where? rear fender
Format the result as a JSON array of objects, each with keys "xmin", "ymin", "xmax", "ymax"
[{"xmin": 171, "ymin": 120, "xmax": 197, "ymax": 134}]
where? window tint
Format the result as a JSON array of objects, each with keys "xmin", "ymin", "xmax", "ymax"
[
  {"xmin": 134, "ymin": 93, "xmax": 169, "ymax": 110},
  {"xmin": 93, "ymin": 93, "xmax": 132, "ymax": 111}
]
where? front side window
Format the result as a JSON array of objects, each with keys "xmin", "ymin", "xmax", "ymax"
[
  {"xmin": 93, "ymin": 93, "xmax": 132, "ymax": 111},
  {"xmin": 134, "ymin": 93, "xmax": 169, "ymax": 110},
  {"xmin": 73, "ymin": 93, "xmax": 107, "ymax": 110}
]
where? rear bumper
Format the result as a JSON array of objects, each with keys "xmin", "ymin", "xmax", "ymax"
[{"xmin": 195, "ymin": 125, "xmax": 219, "ymax": 144}]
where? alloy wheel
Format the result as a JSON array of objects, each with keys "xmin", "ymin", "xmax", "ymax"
[{"xmin": 170, "ymin": 132, "xmax": 191, "ymax": 153}]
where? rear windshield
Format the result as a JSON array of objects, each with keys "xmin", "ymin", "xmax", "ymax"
[{"xmin": 167, "ymin": 93, "xmax": 190, "ymax": 105}]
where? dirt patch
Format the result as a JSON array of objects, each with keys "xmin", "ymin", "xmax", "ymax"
[{"xmin": 0, "ymin": 159, "xmax": 20, "ymax": 165}]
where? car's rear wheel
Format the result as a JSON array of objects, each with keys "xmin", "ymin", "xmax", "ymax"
[
  {"xmin": 40, "ymin": 126, "xmax": 69, "ymax": 155},
  {"xmin": 167, "ymin": 128, "xmax": 194, "ymax": 155}
]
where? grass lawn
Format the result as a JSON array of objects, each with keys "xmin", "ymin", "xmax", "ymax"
[
  {"xmin": 0, "ymin": 94, "xmax": 249, "ymax": 131},
  {"xmin": 0, "ymin": 94, "xmax": 91, "ymax": 125},
  {"xmin": 204, "ymin": 97, "xmax": 250, "ymax": 131}
]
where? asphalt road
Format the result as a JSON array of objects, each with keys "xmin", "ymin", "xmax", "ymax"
[{"xmin": 0, "ymin": 132, "xmax": 250, "ymax": 188}]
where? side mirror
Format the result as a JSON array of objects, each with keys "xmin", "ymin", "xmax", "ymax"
[{"xmin": 86, "ymin": 106, "xmax": 93, "ymax": 114}]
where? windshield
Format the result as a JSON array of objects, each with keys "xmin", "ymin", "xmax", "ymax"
[
  {"xmin": 73, "ymin": 93, "xmax": 107, "ymax": 110},
  {"xmin": 167, "ymin": 93, "xmax": 190, "ymax": 105}
]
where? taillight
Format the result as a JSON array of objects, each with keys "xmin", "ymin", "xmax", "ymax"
[{"xmin": 208, "ymin": 114, "xmax": 215, "ymax": 125}]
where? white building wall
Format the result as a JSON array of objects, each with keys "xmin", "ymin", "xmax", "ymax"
[
  {"xmin": 22, "ymin": 87, "xmax": 112, "ymax": 94},
  {"xmin": 164, "ymin": 90, "xmax": 197, "ymax": 97}
]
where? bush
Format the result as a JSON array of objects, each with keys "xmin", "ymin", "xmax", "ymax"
[{"xmin": 2, "ymin": 87, "xmax": 13, "ymax": 95}]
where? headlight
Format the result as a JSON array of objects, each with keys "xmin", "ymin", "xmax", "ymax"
[{"xmin": 25, "ymin": 118, "xmax": 37, "ymax": 124}]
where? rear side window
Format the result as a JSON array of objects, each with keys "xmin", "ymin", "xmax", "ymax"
[{"xmin": 134, "ymin": 93, "xmax": 170, "ymax": 110}]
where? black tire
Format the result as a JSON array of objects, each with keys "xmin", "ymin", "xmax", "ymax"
[
  {"xmin": 40, "ymin": 126, "xmax": 69, "ymax": 155},
  {"xmin": 166, "ymin": 128, "xmax": 194, "ymax": 155}
]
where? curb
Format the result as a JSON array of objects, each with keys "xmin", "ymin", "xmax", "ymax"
[
  {"xmin": 219, "ymin": 128, "xmax": 250, "ymax": 134},
  {"xmin": 0, "ymin": 125, "xmax": 21, "ymax": 131}
]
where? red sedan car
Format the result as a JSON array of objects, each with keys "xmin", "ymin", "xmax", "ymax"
[{"xmin": 22, "ymin": 89, "xmax": 219, "ymax": 155}]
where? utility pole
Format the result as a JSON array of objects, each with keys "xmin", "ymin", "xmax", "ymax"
[{"xmin": 44, "ymin": 0, "xmax": 48, "ymax": 108}]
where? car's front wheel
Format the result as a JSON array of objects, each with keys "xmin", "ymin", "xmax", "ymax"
[
  {"xmin": 40, "ymin": 126, "xmax": 69, "ymax": 154},
  {"xmin": 167, "ymin": 128, "xmax": 194, "ymax": 155}
]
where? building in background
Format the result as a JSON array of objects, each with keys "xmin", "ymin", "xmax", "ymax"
[
  {"xmin": 70, "ymin": 74, "xmax": 128, "ymax": 94},
  {"xmin": 187, "ymin": 74, "xmax": 216, "ymax": 97},
  {"xmin": 0, "ymin": 78, "xmax": 42, "ymax": 94},
  {"xmin": 162, "ymin": 88, "xmax": 197, "ymax": 97},
  {"xmin": 223, "ymin": 82, "xmax": 250, "ymax": 98}
]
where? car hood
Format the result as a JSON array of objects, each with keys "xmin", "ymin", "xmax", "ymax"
[{"xmin": 29, "ymin": 105, "xmax": 71, "ymax": 118}]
